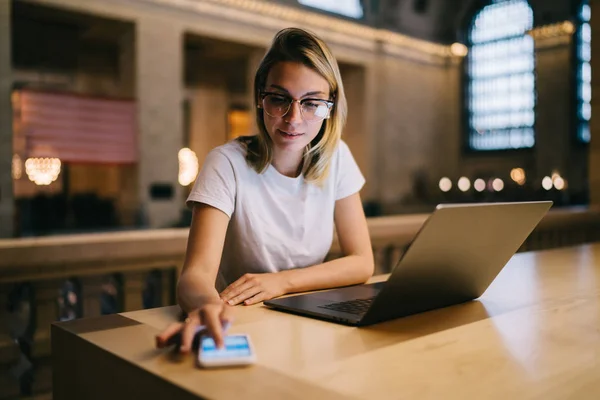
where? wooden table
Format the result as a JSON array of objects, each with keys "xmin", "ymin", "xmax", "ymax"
[{"xmin": 52, "ymin": 244, "xmax": 600, "ymax": 399}]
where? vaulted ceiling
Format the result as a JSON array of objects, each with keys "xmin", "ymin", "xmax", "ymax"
[
  {"xmin": 376, "ymin": 0, "xmax": 584, "ymax": 43},
  {"xmin": 277, "ymin": 0, "xmax": 585, "ymax": 44}
]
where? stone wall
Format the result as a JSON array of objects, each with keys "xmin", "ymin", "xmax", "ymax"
[
  {"xmin": 0, "ymin": 1, "xmax": 13, "ymax": 237},
  {"xmin": 370, "ymin": 53, "xmax": 461, "ymax": 205},
  {"xmin": 136, "ymin": 15, "xmax": 184, "ymax": 228}
]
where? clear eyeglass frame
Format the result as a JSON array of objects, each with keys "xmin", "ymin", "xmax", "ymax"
[{"xmin": 259, "ymin": 91, "xmax": 334, "ymax": 122}]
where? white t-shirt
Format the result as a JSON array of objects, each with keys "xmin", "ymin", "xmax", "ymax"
[{"xmin": 186, "ymin": 139, "xmax": 365, "ymax": 292}]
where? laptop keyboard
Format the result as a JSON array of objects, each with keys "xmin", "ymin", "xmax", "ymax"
[{"xmin": 318, "ymin": 297, "xmax": 376, "ymax": 315}]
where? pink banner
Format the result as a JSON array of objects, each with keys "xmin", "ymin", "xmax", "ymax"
[{"xmin": 14, "ymin": 90, "xmax": 138, "ymax": 164}]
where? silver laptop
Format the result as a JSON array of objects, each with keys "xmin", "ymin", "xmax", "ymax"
[{"xmin": 264, "ymin": 201, "xmax": 552, "ymax": 326}]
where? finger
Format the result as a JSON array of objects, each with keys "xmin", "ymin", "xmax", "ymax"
[
  {"xmin": 220, "ymin": 275, "xmax": 250, "ymax": 299},
  {"xmin": 244, "ymin": 291, "xmax": 268, "ymax": 306},
  {"xmin": 180, "ymin": 317, "xmax": 201, "ymax": 353},
  {"xmin": 223, "ymin": 280, "xmax": 257, "ymax": 304},
  {"xmin": 202, "ymin": 305, "xmax": 226, "ymax": 349},
  {"xmin": 220, "ymin": 277, "xmax": 245, "ymax": 298},
  {"xmin": 229, "ymin": 286, "xmax": 262, "ymax": 306},
  {"xmin": 155, "ymin": 322, "xmax": 184, "ymax": 348},
  {"xmin": 220, "ymin": 305, "xmax": 234, "ymax": 329}
]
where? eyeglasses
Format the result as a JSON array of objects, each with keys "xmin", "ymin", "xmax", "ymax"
[{"xmin": 259, "ymin": 92, "xmax": 334, "ymax": 122}]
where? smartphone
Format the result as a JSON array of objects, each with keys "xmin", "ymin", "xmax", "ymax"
[{"xmin": 197, "ymin": 334, "xmax": 256, "ymax": 368}]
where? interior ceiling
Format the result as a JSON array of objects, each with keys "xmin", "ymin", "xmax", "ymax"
[
  {"xmin": 13, "ymin": 0, "xmax": 583, "ymax": 49},
  {"xmin": 373, "ymin": 0, "xmax": 582, "ymax": 44}
]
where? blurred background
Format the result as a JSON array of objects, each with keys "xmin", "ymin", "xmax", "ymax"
[
  {"xmin": 1, "ymin": 0, "xmax": 600, "ymax": 397},
  {"xmin": 0, "ymin": 0, "xmax": 596, "ymax": 236}
]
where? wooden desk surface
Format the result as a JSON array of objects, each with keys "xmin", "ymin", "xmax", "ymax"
[{"xmin": 52, "ymin": 244, "xmax": 600, "ymax": 400}]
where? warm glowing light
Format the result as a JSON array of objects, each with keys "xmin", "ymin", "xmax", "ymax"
[
  {"xmin": 439, "ymin": 177, "xmax": 452, "ymax": 192},
  {"xmin": 474, "ymin": 179, "xmax": 486, "ymax": 192},
  {"xmin": 228, "ymin": 110, "xmax": 252, "ymax": 140},
  {"xmin": 550, "ymin": 171, "xmax": 566, "ymax": 190},
  {"xmin": 492, "ymin": 178, "xmax": 504, "ymax": 192},
  {"xmin": 553, "ymin": 177, "xmax": 565, "ymax": 190},
  {"xmin": 563, "ymin": 21, "xmax": 575, "ymax": 35},
  {"xmin": 178, "ymin": 148, "xmax": 199, "ymax": 186},
  {"xmin": 541, "ymin": 176, "xmax": 553, "ymax": 191},
  {"xmin": 12, "ymin": 154, "xmax": 22, "ymax": 180},
  {"xmin": 510, "ymin": 168, "xmax": 526, "ymax": 185},
  {"xmin": 457, "ymin": 177, "xmax": 471, "ymax": 192},
  {"xmin": 450, "ymin": 42, "xmax": 468, "ymax": 57},
  {"xmin": 529, "ymin": 21, "xmax": 577, "ymax": 39},
  {"xmin": 24, "ymin": 158, "xmax": 61, "ymax": 185}
]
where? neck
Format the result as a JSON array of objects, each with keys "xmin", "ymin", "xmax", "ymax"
[{"xmin": 271, "ymin": 148, "xmax": 304, "ymax": 178}]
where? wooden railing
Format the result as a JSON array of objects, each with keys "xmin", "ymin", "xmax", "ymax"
[{"xmin": 1, "ymin": 206, "xmax": 600, "ymax": 398}]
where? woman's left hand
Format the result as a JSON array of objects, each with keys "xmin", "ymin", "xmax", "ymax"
[{"xmin": 220, "ymin": 273, "xmax": 289, "ymax": 306}]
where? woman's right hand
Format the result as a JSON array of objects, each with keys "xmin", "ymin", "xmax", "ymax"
[{"xmin": 155, "ymin": 301, "xmax": 233, "ymax": 353}]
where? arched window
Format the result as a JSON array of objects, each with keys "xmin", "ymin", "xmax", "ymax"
[
  {"xmin": 577, "ymin": 0, "xmax": 591, "ymax": 143},
  {"xmin": 466, "ymin": 0, "xmax": 535, "ymax": 151}
]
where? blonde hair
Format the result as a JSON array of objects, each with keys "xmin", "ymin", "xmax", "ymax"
[{"xmin": 243, "ymin": 27, "xmax": 347, "ymax": 185}]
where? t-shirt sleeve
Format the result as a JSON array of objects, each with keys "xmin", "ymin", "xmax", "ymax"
[
  {"xmin": 335, "ymin": 140, "xmax": 366, "ymax": 201},
  {"xmin": 186, "ymin": 149, "xmax": 236, "ymax": 218}
]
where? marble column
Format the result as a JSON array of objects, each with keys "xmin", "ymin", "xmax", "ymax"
[
  {"xmin": 136, "ymin": 16, "xmax": 184, "ymax": 228},
  {"xmin": 532, "ymin": 32, "xmax": 576, "ymax": 191},
  {"xmin": 0, "ymin": 0, "xmax": 13, "ymax": 238}
]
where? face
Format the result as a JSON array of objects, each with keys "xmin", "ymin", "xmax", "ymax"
[{"xmin": 261, "ymin": 61, "xmax": 331, "ymax": 156}]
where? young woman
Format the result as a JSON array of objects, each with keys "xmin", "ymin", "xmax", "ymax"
[{"xmin": 156, "ymin": 27, "xmax": 374, "ymax": 352}]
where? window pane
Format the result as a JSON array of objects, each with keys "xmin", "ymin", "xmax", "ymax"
[
  {"xmin": 297, "ymin": 0, "xmax": 363, "ymax": 19},
  {"xmin": 577, "ymin": 2, "xmax": 591, "ymax": 143},
  {"xmin": 467, "ymin": 0, "xmax": 534, "ymax": 151},
  {"xmin": 581, "ymin": 4, "xmax": 591, "ymax": 22}
]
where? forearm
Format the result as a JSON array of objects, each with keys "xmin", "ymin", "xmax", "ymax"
[
  {"xmin": 176, "ymin": 268, "xmax": 221, "ymax": 313},
  {"xmin": 280, "ymin": 254, "xmax": 374, "ymax": 294}
]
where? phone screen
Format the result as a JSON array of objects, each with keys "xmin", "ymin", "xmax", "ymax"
[{"xmin": 200, "ymin": 335, "xmax": 252, "ymax": 360}]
